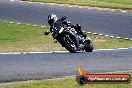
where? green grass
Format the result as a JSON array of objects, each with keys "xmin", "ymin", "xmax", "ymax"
[
  {"xmin": 0, "ymin": 22, "xmax": 65, "ymax": 52},
  {"xmin": 21, "ymin": 0, "xmax": 132, "ymax": 10},
  {"xmin": 0, "ymin": 73, "xmax": 131, "ymax": 88},
  {"xmin": 90, "ymin": 34, "xmax": 132, "ymax": 49},
  {"xmin": 0, "ymin": 21, "xmax": 132, "ymax": 52}
]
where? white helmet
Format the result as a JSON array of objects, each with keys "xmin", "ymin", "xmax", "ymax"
[{"xmin": 48, "ymin": 14, "xmax": 58, "ymax": 25}]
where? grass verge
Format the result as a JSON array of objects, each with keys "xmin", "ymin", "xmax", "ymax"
[
  {"xmin": 21, "ymin": 0, "xmax": 132, "ymax": 10},
  {"xmin": 0, "ymin": 73, "xmax": 131, "ymax": 88},
  {"xmin": 0, "ymin": 21, "xmax": 132, "ymax": 53}
]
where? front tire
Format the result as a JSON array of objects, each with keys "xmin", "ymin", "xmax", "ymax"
[
  {"xmin": 84, "ymin": 40, "xmax": 93, "ymax": 52},
  {"xmin": 60, "ymin": 34, "xmax": 77, "ymax": 53}
]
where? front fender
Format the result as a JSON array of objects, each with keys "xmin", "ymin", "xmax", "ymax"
[{"xmin": 57, "ymin": 32, "xmax": 79, "ymax": 48}]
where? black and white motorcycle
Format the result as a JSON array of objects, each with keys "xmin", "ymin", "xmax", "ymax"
[{"xmin": 45, "ymin": 17, "xmax": 93, "ymax": 53}]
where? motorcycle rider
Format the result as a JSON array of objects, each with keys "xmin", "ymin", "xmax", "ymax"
[{"xmin": 47, "ymin": 14, "xmax": 87, "ymax": 38}]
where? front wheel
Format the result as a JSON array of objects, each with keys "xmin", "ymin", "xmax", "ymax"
[
  {"xmin": 84, "ymin": 40, "xmax": 94, "ymax": 52},
  {"xmin": 60, "ymin": 34, "xmax": 77, "ymax": 53}
]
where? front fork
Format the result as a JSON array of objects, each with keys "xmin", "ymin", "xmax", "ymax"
[{"xmin": 77, "ymin": 36, "xmax": 92, "ymax": 50}]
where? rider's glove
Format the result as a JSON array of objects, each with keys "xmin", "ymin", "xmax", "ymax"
[{"xmin": 44, "ymin": 31, "xmax": 50, "ymax": 35}]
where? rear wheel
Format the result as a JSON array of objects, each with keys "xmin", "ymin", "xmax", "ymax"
[{"xmin": 61, "ymin": 34, "xmax": 77, "ymax": 53}]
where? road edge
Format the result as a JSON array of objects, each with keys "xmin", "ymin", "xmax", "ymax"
[{"xmin": 10, "ymin": 0, "xmax": 132, "ymax": 13}]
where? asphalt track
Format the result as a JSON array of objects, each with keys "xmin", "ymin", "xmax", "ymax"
[
  {"xmin": 0, "ymin": 0, "xmax": 132, "ymax": 38},
  {"xmin": 0, "ymin": 0, "xmax": 132, "ymax": 83},
  {"xmin": 0, "ymin": 49, "xmax": 132, "ymax": 82}
]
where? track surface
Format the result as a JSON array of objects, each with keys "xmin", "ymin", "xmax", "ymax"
[
  {"xmin": 0, "ymin": 49, "xmax": 132, "ymax": 82},
  {"xmin": 0, "ymin": 0, "xmax": 132, "ymax": 38}
]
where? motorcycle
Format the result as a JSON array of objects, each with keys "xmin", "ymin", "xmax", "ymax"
[{"xmin": 44, "ymin": 17, "xmax": 93, "ymax": 53}]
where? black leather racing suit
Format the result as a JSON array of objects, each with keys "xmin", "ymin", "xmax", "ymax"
[{"xmin": 50, "ymin": 18, "xmax": 87, "ymax": 38}]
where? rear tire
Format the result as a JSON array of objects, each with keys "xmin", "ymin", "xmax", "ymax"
[{"xmin": 60, "ymin": 34, "xmax": 77, "ymax": 53}]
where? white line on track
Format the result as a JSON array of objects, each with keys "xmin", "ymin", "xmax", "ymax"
[
  {"xmin": 68, "ymin": 6, "xmax": 73, "ymax": 8},
  {"xmin": 0, "ymin": 52, "xmax": 50, "ymax": 55},
  {"xmin": 109, "ymin": 36, "xmax": 114, "ymax": 38},
  {"xmin": 9, "ymin": 22, "xmax": 14, "ymax": 24},
  {"xmin": 95, "ymin": 49, "xmax": 115, "ymax": 51},
  {"xmin": 87, "ymin": 32, "xmax": 91, "ymax": 34},
  {"xmin": 26, "ymin": 24, "xmax": 30, "ymax": 25},
  {"xmin": 93, "ymin": 33, "xmax": 97, "ymax": 35},
  {"xmin": 104, "ymin": 35, "xmax": 109, "ymax": 37},
  {"xmin": 0, "ymin": 51, "xmax": 69, "ymax": 55},
  {"xmin": 99, "ymin": 34, "xmax": 103, "ymax": 36},
  {"xmin": 41, "ymin": 26, "xmax": 45, "ymax": 27},
  {"xmin": 78, "ymin": 7, "xmax": 82, "ymax": 9},
  {"xmin": 0, "ymin": 47, "xmax": 132, "ymax": 55},
  {"xmin": 124, "ymin": 38, "xmax": 129, "ymax": 40},
  {"xmin": 118, "ymin": 48, "xmax": 130, "ymax": 50},
  {"xmin": 49, "ymin": 3, "xmax": 54, "ymax": 5},
  {"xmin": 111, "ymin": 9, "xmax": 115, "ymax": 11},
  {"xmin": 19, "ymin": 1, "xmax": 24, "ymax": 3},
  {"xmin": 121, "ymin": 11, "xmax": 127, "ymax": 13},
  {"xmin": 59, "ymin": 4, "xmax": 64, "ymax": 6},
  {"xmin": 10, "ymin": 0, "xmax": 15, "ymax": 1},
  {"xmin": 33, "ymin": 25, "xmax": 37, "ymax": 26},
  {"xmin": 3, "ymin": 21, "xmax": 7, "ymax": 22},
  {"xmin": 40, "ymin": 3, "xmax": 44, "ymax": 4},
  {"xmin": 16, "ymin": 22, "xmax": 21, "ymax": 24},
  {"xmin": 27, "ymin": 1, "xmax": 33, "ymax": 3},
  {"xmin": 116, "ymin": 37, "xmax": 121, "ymax": 39}
]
